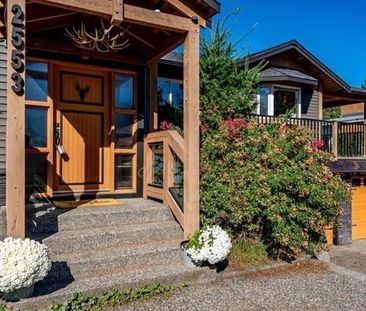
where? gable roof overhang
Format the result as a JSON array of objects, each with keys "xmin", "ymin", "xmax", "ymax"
[{"xmin": 243, "ymin": 40, "xmax": 366, "ymax": 107}]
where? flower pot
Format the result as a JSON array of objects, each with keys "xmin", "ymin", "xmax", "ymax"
[
  {"xmin": 3, "ymin": 284, "xmax": 34, "ymax": 302},
  {"xmin": 180, "ymin": 241, "xmax": 202, "ymax": 268}
]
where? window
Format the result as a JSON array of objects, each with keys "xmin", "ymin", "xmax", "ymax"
[
  {"xmin": 256, "ymin": 85, "xmax": 301, "ymax": 117},
  {"xmin": 158, "ymin": 78, "xmax": 183, "ymax": 111},
  {"xmin": 25, "ymin": 62, "xmax": 48, "ymax": 102},
  {"xmin": 115, "ymin": 155, "xmax": 133, "ymax": 189},
  {"xmin": 158, "ymin": 78, "xmax": 183, "ymax": 127},
  {"xmin": 115, "ymin": 74, "xmax": 134, "ymax": 109},
  {"xmin": 113, "ymin": 73, "xmax": 136, "ymax": 192},
  {"xmin": 25, "ymin": 106, "xmax": 47, "ymax": 148},
  {"xmin": 25, "ymin": 61, "xmax": 50, "ymax": 195},
  {"xmin": 274, "ymin": 88, "xmax": 299, "ymax": 116},
  {"xmin": 258, "ymin": 87, "xmax": 270, "ymax": 115},
  {"xmin": 115, "ymin": 114, "xmax": 134, "ymax": 149}
]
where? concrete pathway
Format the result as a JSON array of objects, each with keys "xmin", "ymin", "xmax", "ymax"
[
  {"xmin": 111, "ymin": 261, "xmax": 366, "ymax": 311},
  {"xmin": 330, "ymin": 240, "xmax": 366, "ymax": 275}
]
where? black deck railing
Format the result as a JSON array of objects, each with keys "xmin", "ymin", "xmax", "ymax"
[{"xmin": 247, "ymin": 114, "xmax": 366, "ymax": 158}]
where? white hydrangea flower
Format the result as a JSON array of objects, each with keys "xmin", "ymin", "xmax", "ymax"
[
  {"xmin": 187, "ymin": 226, "xmax": 232, "ymax": 265},
  {"xmin": 0, "ymin": 238, "xmax": 52, "ymax": 293}
]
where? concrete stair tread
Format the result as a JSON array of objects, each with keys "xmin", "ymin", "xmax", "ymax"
[
  {"xmin": 55, "ymin": 200, "xmax": 169, "ymax": 218},
  {"xmin": 12, "ymin": 263, "xmax": 203, "ymax": 310},
  {"xmin": 27, "ymin": 199, "xmax": 174, "ymax": 235},
  {"xmin": 50, "ymin": 239, "xmax": 182, "ymax": 263},
  {"xmin": 40, "ymin": 220, "xmax": 182, "ymax": 242}
]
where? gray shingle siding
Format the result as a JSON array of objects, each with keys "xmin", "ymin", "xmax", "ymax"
[{"xmin": 301, "ymin": 87, "xmax": 319, "ymax": 119}]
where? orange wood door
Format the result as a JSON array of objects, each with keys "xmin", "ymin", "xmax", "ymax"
[
  {"xmin": 60, "ymin": 112, "xmax": 103, "ymax": 185},
  {"xmin": 352, "ymin": 179, "xmax": 366, "ymax": 240},
  {"xmin": 54, "ymin": 65, "xmax": 110, "ymax": 193}
]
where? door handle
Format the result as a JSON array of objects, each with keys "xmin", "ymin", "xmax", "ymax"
[
  {"xmin": 109, "ymin": 125, "xmax": 115, "ymax": 136},
  {"xmin": 54, "ymin": 122, "xmax": 66, "ymax": 156}
]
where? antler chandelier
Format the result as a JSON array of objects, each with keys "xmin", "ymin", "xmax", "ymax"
[{"xmin": 65, "ymin": 19, "xmax": 130, "ymax": 53}]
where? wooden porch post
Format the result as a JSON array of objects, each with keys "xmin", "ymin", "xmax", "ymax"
[
  {"xmin": 6, "ymin": 0, "xmax": 26, "ymax": 238},
  {"xmin": 318, "ymin": 83, "xmax": 323, "ymax": 120},
  {"xmin": 149, "ymin": 62, "xmax": 158, "ymax": 131},
  {"xmin": 183, "ymin": 27, "xmax": 200, "ymax": 240}
]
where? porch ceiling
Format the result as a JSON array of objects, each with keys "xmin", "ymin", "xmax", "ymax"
[{"xmin": 26, "ymin": 0, "xmax": 209, "ymax": 65}]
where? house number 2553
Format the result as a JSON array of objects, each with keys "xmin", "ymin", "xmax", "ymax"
[{"xmin": 10, "ymin": 4, "xmax": 25, "ymax": 95}]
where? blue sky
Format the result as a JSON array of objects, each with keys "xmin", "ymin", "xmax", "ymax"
[{"xmin": 208, "ymin": 0, "xmax": 366, "ymax": 87}]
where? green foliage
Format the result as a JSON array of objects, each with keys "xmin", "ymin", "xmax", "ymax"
[
  {"xmin": 45, "ymin": 283, "xmax": 177, "ymax": 311},
  {"xmin": 0, "ymin": 304, "xmax": 9, "ymax": 311},
  {"xmin": 229, "ymin": 238, "xmax": 271, "ymax": 266},
  {"xmin": 200, "ymin": 21, "xmax": 265, "ymax": 129},
  {"xmin": 200, "ymin": 119, "xmax": 350, "ymax": 259},
  {"xmin": 362, "ymin": 80, "xmax": 366, "ymax": 89},
  {"xmin": 323, "ymin": 107, "xmax": 341, "ymax": 120}
]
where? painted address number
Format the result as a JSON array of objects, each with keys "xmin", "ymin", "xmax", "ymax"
[{"xmin": 10, "ymin": 4, "xmax": 25, "ymax": 95}]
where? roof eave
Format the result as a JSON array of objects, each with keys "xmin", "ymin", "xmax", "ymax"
[{"xmin": 243, "ymin": 40, "xmax": 353, "ymax": 94}]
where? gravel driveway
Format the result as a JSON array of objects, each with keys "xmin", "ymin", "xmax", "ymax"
[{"xmin": 113, "ymin": 261, "xmax": 366, "ymax": 311}]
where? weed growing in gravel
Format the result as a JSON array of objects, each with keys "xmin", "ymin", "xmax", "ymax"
[
  {"xmin": 0, "ymin": 284, "xmax": 180, "ymax": 311},
  {"xmin": 44, "ymin": 283, "xmax": 178, "ymax": 311},
  {"xmin": 229, "ymin": 238, "xmax": 272, "ymax": 267}
]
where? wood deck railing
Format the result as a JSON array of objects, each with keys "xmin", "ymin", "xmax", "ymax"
[
  {"xmin": 247, "ymin": 114, "xmax": 366, "ymax": 159},
  {"xmin": 143, "ymin": 131, "xmax": 185, "ymax": 233}
]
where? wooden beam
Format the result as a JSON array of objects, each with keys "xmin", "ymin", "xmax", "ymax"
[
  {"xmin": 183, "ymin": 27, "xmax": 200, "ymax": 239},
  {"xmin": 111, "ymin": 0, "xmax": 123, "ymax": 26},
  {"xmin": 6, "ymin": 0, "xmax": 26, "ymax": 238},
  {"xmin": 27, "ymin": 37, "xmax": 146, "ymax": 65},
  {"xmin": 27, "ymin": 13, "xmax": 80, "ymax": 33},
  {"xmin": 164, "ymin": 0, "xmax": 206, "ymax": 27},
  {"xmin": 31, "ymin": 0, "xmax": 112, "ymax": 17},
  {"xmin": 124, "ymin": 4, "xmax": 196, "ymax": 32},
  {"xmin": 31, "ymin": 1, "xmax": 196, "ymax": 32}
]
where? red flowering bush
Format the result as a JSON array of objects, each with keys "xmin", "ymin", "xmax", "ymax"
[{"xmin": 200, "ymin": 119, "xmax": 349, "ymax": 259}]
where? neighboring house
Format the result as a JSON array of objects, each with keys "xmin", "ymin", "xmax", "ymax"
[
  {"xmin": 241, "ymin": 40, "xmax": 366, "ymax": 245},
  {"xmin": 0, "ymin": 0, "xmax": 220, "ymax": 240},
  {"xmin": 339, "ymin": 102, "xmax": 364, "ymax": 123},
  {"xmin": 156, "ymin": 41, "xmax": 366, "ymax": 245}
]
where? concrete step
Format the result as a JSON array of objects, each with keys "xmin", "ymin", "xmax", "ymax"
[
  {"xmin": 27, "ymin": 199, "xmax": 174, "ymax": 234},
  {"xmin": 10, "ymin": 263, "xmax": 209, "ymax": 311},
  {"xmin": 42, "ymin": 239, "xmax": 182, "ymax": 284},
  {"xmin": 38, "ymin": 221, "xmax": 182, "ymax": 256}
]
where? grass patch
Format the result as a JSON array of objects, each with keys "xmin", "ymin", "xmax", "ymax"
[
  {"xmin": 229, "ymin": 238, "xmax": 272, "ymax": 267},
  {"xmin": 1, "ymin": 283, "xmax": 182, "ymax": 311}
]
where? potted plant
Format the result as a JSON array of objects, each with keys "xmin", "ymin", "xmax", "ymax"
[
  {"xmin": 181, "ymin": 225, "xmax": 232, "ymax": 268},
  {"xmin": 0, "ymin": 238, "xmax": 52, "ymax": 301}
]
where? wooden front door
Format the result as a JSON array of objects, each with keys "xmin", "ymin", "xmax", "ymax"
[{"xmin": 54, "ymin": 66, "xmax": 110, "ymax": 193}]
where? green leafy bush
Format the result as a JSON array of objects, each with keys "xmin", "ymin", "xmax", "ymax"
[{"xmin": 200, "ymin": 119, "xmax": 349, "ymax": 259}]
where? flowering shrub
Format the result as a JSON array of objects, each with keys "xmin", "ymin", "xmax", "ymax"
[
  {"xmin": 0, "ymin": 238, "xmax": 52, "ymax": 293},
  {"xmin": 187, "ymin": 226, "xmax": 232, "ymax": 265},
  {"xmin": 200, "ymin": 119, "xmax": 349, "ymax": 259}
]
